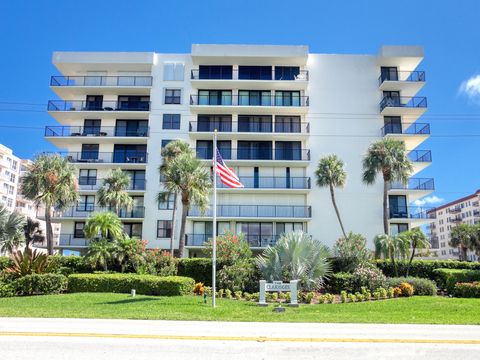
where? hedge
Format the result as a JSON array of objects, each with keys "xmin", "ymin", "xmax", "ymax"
[
  {"xmin": 0, "ymin": 256, "xmax": 11, "ymax": 271},
  {"xmin": 68, "ymin": 273, "xmax": 195, "ymax": 296},
  {"xmin": 432, "ymin": 269, "xmax": 480, "ymax": 293},
  {"xmin": 375, "ymin": 260, "xmax": 480, "ymax": 279},
  {"xmin": 386, "ymin": 277, "xmax": 437, "ymax": 296},
  {"xmin": 177, "ymin": 258, "xmax": 213, "ymax": 286},
  {"xmin": 0, "ymin": 280, "xmax": 14, "ymax": 297},
  {"xmin": 325, "ymin": 272, "xmax": 354, "ymax": 293},
  {"xmin": 454, "ymin": 282, "xmax": 480, "ymax": 298},
  {"xmin": 48, "ymin": 255, "xmax": 93, "ymax": 274},
  {"xmin": 14, "ymin": 274, "xmax": 68, "ymax": 296}
]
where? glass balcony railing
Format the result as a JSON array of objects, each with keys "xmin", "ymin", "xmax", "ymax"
[
  {"xmin": 186, "ymin": 234, "xmax": 281, "ymax": 247},
  {"xmin": 388, "ymin": 178, "xmax": 435, "ymax": 191},
  {"xmin": 48, "ymin": 100, "xmax": 150, "ymax": 111},
  {"xmin": 378, "ymin": 71, "xmax": 425, "ymax": 85},
  {"xmin": 50, "ymin": 75, "xmax": 153, "ymax": 87},
  {"xmin": 40, "ymin": 206, "xmax": 145, "ymax": 219},
  {"xmin": 217, "ymin": 176, "xmax": 310, "ymax": 189},
  {"xmin": 190, "ymin": 69, "xmax": 309, "ymax": 81},
  {"xmin": 381, "ymin": 123, "xmax": 430, "ymax": 136},
  {"xmin": 408, "ymin": 150, "xmax": 432, "ymax": 163},
  {"xmin": 47, "ymin": 151, "xmax": 148, "ymax": 164},
  {"xmin": 190, "ymin": 95, "xmax": 309, "ymax": 107},
  {"xmin": 380, "ymin": 96, "xmax": 427, "ymax": 111},
  {"xmin": 78, "ymin": 178, "xmax": 146, "ymax": 191},
  {"xmin": 189, "ymin": 121, "xmax": 310, "ymax": 133},
  {"xmin": 195, "ymin": 148, "xmax": 310, "ymax": 161},
  {"xmin": 388, "ymin": 206, "xmax": 436, "ymax": 219},
  {"xmin": 58, "ymin": 234, "xmax": 89, "ymax": 247},
  {"xmin": 188, "ymin": 205, "xmax": 312, "ymax": 218},
  {"xmin": 45, "ymin": 126, "xmax": 149, "ymax": 137}
]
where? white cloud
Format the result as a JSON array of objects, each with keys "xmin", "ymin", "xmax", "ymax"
[
  {"xmin": 459, "ymin": 74, "xmax": 480, "ymax": 102},
  {"xmin": 414, "ymin": 195, "xmax": 444, "ymax": 207}
]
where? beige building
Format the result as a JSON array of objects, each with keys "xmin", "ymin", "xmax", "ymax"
[{"xmin": 428, "ymin": 189, "xmax": 480, "ymax": 260}]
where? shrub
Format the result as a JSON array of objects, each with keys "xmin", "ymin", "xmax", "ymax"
[
  {"xmin": 177, "ymin": 258, "xmax": 212, "ymax": 286},
  {"xmin": 193, "ymin": 282, "xmax": 204, "ymax": 295},
  {"xmin": 387, "ymin": 287, "xmax": 394, "ymax": 298},
  {"xmin": 340, "ymin": 291, "xmax": 348, "ymax": 303},
  {"xmin": 348, "ymin": 293, "xmax": 357, "ymax": 303},
  {"xmin": 217, "ymin": 289, "xmax": 224, "ymax": 298},
  {"xmin": 305, "ymin": 292, "xmax": 315, "ymax": 304},
  {"xmin": 48, "ymin": 255, "xmax": 93, "ymax": 274},
  {"xmin": 333, "ymin": 232, "xmax": 372, "ymax": 273},
  {"xmin": 351, "ymin": 266, "xmax": 387, "ymax": 292},
  {"xmin": 0, "ymin": 280, "xmax": 14, "ymax": 297},
  {"xmin": 0, "ymin": 256, "xmax": 12, "ymax": 271},
  {"xmin": 234, "ymin": 290, "xmax": 242, "ymax": 300},
  {"xmin": 375, "ymin": 260, "xmax": 480, "ymax": 279},
  {"xmin": 68, "ymin": 274, "xmax": 194, "ymax": 296},
  {"xmin": 386, "ymin": 277, "xmax": 437, "ymax": 296},
  {"xmin": 399, "ymin": 282, "xmax": 414, "ymax": 297},
  {"xmin": 138, "ymin": 250, "xmax": 177, "ymax": 276},
  {"xmin": 377, "ymin": 287, "xmax": 388, "ymax": 298},
  {"xmin": 5, "ymin": 248, "xmax": 55, "ymax": 278},
  {"xmin": 326, "ymin": 272, "xmax": 354, "ymax": 293},
  {"xmin": 225, "ymin": 289, "xmax": 232, "ymax": 299},
  {"xmin": 204, "ymin": 231, "xmax": 252, "ymax": 266},
  {"xmin": 393, "ymin": 287, "xmax": 402, "ymax": 297},
  {"xmin": 453, "ymin": 282, "xmax": 480, "ymax": 298},
  {"xmin": 244, "ymin": 292, "xmax": 253, "ymax": 301},
  {"xmin": 217, "ymin": 259, "xmax": 259, "ymax": 293},
  {"xmin": 14, "ymin": 273, "xmax": 68, "ymax": 296},
  {"xmin": 432, "ymin": 269, "xmax": 480, "ymax": 293}
]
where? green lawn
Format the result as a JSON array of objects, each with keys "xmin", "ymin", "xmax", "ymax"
[{"xmin": 0, "ymin": 293, "xmax": 479, "ymax": 324}]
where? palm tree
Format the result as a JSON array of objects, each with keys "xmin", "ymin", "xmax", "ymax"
[
  {"xmin": 315, "ymin": 155, "xmax": 347, "ymax": 238},
  {"xmin": 23, "ymin": 217, "xmax": 45, "ymax": 249},
  {"xmin": 84, "ymin": 212, "xmax": 124, "ymax": 241},
  {"xmin": 398, "ymin": 227, "xmax": 430, "ymax": 276},
  {"xmin": 449, "ymin": 223, "xmax": 476, "ymax": 261},
  {"xmin": 374, "ymin": 233, "xmax": 410, "ymax": 276},
  {"xmin": 160, "ymin": 151, "xmax": 211, "ymax": 257},
  {"xmin": 86, "ymin": 239, "xmax": 114, "ymax": 271},
  {"xmin": 113, "ymin": 234, "xmax": 146, "ymax": 273},
  {"xmin": 255, "ymin": 231, "xmax": 332, "ymax": 291},
  {"xmin": 0, "ymin": 205, "xmax": 25, "ymax": 254},
  {"xmin": 97, "ymin": 169, "xmax": 134, "ymax": 214},
  {"xmin": 362, "ymin": 138, "xmax": 414, "ymax": 234},
  {"xmin": 20, "ymin": 154, "xmax": 79, "ymax": 255},
  {"xmin": 158, "ymin": 140, "xmax": 195, "ymax": 256}
]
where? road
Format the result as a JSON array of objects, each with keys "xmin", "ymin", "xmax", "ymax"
[{"xmin": 0, "ymin": 317, "xmax": 479, "ymax": 359}]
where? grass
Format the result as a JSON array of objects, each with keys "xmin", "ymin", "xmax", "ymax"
[{"xmin": 0, "ymin": 293, "xmax": 479, "ymax": 324}]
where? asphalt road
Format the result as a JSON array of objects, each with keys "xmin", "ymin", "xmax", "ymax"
[{"xmin": 1, "ymin": 317, "xmax": 479, "ymax": 359}]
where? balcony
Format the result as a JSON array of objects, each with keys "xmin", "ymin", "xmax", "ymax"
[
  {"xmin": 58, "ymin": 234, "xmax": 89, "ymax": 248},
  {"xmin": 78, "ymin": 178, "xmax": 146, "ymax": 191},
  {"xmin": 218, "ymin": 176, "xmax": 311, "ymax": 191},
  {"xmin": 388, "ymin": 206, "xmax": 436, "ymax": 221},
  {"xmin": 188, "ymin": 205, "xmax": 312, "ymax": 219},
  {"xmin": 449, "ymin": 206, "xmax": 461, "ymax": 214},
  {"xmin": 195, "ymin": 148, "xmax": 310, "ymax": 163},
  {"xmin": 388, "ymin": 178, "xmax": 434, "ymax": 200},
  {"xmin": 450, "ymin": 216, "xmax": 462, "ymax": 223},
  {"xmin": 473, "ymin": 210, "xmax": 480, "ymax": 217},
  {"xmin": 51, "ymin": 151, "xmax": 147, "ymax": 168},
  {"xmin": 45, "ymin": 126, "xmax": 149, "ymax": 146},
  {"xmin": 39, "ymin": 206, "xmax": 145, "ymax": 220},
  {"xmin": 186, "ymin": 233, "xmax": 280, "ymax": 248},
  {"xmin": 378, "ymin": 71, "xmax": 426, "ymax": 96},
  {"xmin": 380, "ymin": 96, "xmax": 427, "ymax": 121},
  {"xmin": 382, "ymin": 122, "xmax": 430, "ymax": 149}
]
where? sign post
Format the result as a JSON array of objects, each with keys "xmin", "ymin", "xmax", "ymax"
[{"xmin": 258, "ymin": 280, "xmax": 299, "ymax": 307}]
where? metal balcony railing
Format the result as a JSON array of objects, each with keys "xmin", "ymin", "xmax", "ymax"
[
  {"xmin": 186, "ymin": 234, "xmax": 281, "ymax": 247},
  {"xmin": 41, "ymin": 206, "xmax": 145, "ymax": 219},
  {"xmin": 188, "ymin": 205, "xmax": 312, "ymax": 218},
  {"xmin": 450, "ymin": 216, "xmax": 462, "ymax": 223},
  {"xmin": 47, "ymin": 100, "xmax": 150, "ymax": 111},
  {"xmin": 380, "ymin": 96, "xmax": 427, "ymax": 111},
  {"xmin": 190, "ymin": 69, "xmax": 309, "ymax": 81},
  {"xmin": 388, "ymin": 178, "xmax": 435, "ymax": 191},
  {"xmin": 190, "ymin": 95, "xmax": 309, "ymax": 107},
  {"xmin": 53, "ymin": 151, "xmax": 148, "ymax": 164},
  {"xmin": 449, "ymin": 206, "xmax": 461, "ymax": 213},
  {"xmin": 58, "ymin": 234, "xmax": 90, "ymax": 247},
  {"xmin": 78, "ymin": 178, "xmax": 146, "ymax": 191},
  {"xmin": 195, "ymin": 148, "xmax": 310, "ymax": 161},
  {"xmin": 378, "ymin": 71, "xmax": 426, "ymax": 85},
  {"xmin": 45, "ymin": 126, "xmax": 149, "ymax": 137},
  {"xmin": 381, "ymin": 123, "xmax": 430, "ymax": 136},
  {"xmin": 50, "ymin": 75, "xmax": 153, "ymax": 87},
  {"xmin": 408, "ymin": 150, "xmax": 432, "ymax": 163},
  {"xmin": 189, "ymin": 121, "xmax": 310, "ymax": 133},
  {"xmin": 217, "ymin": 176, "xmax": 311, "ymax": 189},
  {"xmin": 388, "ymin": 206, "xmax": 436, "ymax": 219}
]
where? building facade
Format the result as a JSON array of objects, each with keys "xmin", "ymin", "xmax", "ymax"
[
  {"xmin": 45, "ymin": 44, "xmax": 434, "ymax": 255},
  {"xmin": 428, "ymin": 190, "xmax": 480, "ymax": 261}
]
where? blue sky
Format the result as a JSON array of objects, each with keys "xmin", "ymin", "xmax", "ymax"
[{"xmin": 0, "ymin": 0, "xmax": 479, "ymax": 207}]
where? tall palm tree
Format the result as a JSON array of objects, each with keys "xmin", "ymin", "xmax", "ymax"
[
  {"xmin": 0, "ymin": 205, "xmax": 25, "ymax": 254},
  {"xmin": 86, "ymin": 239, "xmax": 114, "ymax": 271},
  {"xmin": 315, "ymin": 155, "xmax": 347, "ymax": 238},
  {"xmin": 449, "ymin": 223, "xmax": 476, "ymax": 261},
  {"xmin": 158, "ymin": 140, "xmax": 195, "ymax": 256},
  {"xmin": 160, "ymin": 152, "xmax": 211, "ymax": 257},
  {"xmin": 23, "ymin": 217, "xmax": 45, "ymax": 249},
  {"xmin": 398, "ymin": 227, "xmax": 430, "ymax": 276},
  {"xmin": 374, "ymin": 233, "xmax": 410, "ymax": 276},
  {"xmin": 20, "ymin": 154, "xmax": 79, "ymax": 255},
  {"xmin": 97, "ymin": 169, "xmax": 133, "ymax": 214},
  {"xmin": 362, "ymin": 138, "xmax": 414, "ymax": 234},
  {"xmin": 84, "ymin": 212, "xmax": 124, "ymax": 241}
]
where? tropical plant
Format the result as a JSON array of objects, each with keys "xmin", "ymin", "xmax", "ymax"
[
  {"xmin": 204, "ymin": 231, "xmax": 252, "ymax": 266},
  {"xmin": 0, "ymin": 205, "xmax": 25, "ymax": 254},
  {"xmin": 398, "ymin": 228, "xmax": 430, "ymax": 276},
  {"xmin": 20, "ymin": 154, "xmax": 79, "ymax": 255},
  {"xmin": 351, "ymin": 265, "xmax": 387, "ymax": 292},
  {"xmin": 97, "ymin": 169, "xmax": 134, "ymax": 214},
  {"xmin": 84, "ymin": 212, "xmax": 124, "ymax": 241},
  {"xmin": 255, "ymin": 231, "xmax": 332, "ymax": 291},
  {"xmin": 4, "ymin": 248, "xmax": 53, "ymax": 278},
  {"xmin": 374, "ymin": 233, "xmax": 410, "ymax": 276},
  {"xmin": 315, "ymin": 155, "xmax": 348, "ymax": 238},
  {"xmin": 160, "ymin": 146, "xmax": 212, "ymax": 257},
  {"xmin": 85, "ymin": 239, "xmax": 115, "ymax": 271},
  {"xmin": 333, "ymin": 232, "xmax": 371, "ymax": 272},
  {"xmin": 113, "ymin": 235, "xmax": 147, "ymax": 273},
  {"xmin": 23, "ymin": 217, "xmax": 45, "ymax": 249},
  {"xmin": 362, "ymin": 138, "xmax": 414, "ymax": 234},
  {"xmin": 449, "ymin": 223, "xmax": 476, "ymax": 261}
]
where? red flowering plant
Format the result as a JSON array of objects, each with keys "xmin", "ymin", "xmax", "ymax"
[
  {"xmin": 204, "ymin": 231, "xmax": 252, "ymax": 266},
  {"xmin": 333, "ymin": 232, "xmax": 372, "ymax": 273}
]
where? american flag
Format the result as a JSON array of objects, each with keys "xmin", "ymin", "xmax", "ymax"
[{"xmin": 214, "ymin": 148, "xmax": 244, "ymax": 188}]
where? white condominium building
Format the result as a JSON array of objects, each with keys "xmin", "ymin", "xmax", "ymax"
[
  {"xmin": 428, "ymin": 190, "xmax": 480, "ymax": 261},
  {"xmin": 0, "ymin": 144, "xmax": 21, "ymax": 212},
  {"xmin": 44, "ymin": 44, "xmax": 434, "ymax": 255}
]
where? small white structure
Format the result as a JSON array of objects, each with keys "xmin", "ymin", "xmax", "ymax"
[{"xmin": 258, "ymin": 280, "xmax": 298, "ymax": 307}]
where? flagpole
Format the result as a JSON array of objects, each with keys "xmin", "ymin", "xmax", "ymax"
[{"xmin": 212, "ymin": 129, "xmax": 217, "ymax": 308}]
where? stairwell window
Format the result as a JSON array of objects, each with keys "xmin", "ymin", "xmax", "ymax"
[
  {"xmin": 165, "ymin": 89, "xmax": 182, "ymax": 104},
  {"xmin": 157, "ymin": 220, "xmax": 172, "ymax": 238},
  {"xmin": 162, "ymin": 114, "xmax": 181, "ymax": 129},
  {"xmin": 163, "ymin": 63, "xmax": 185, "ymax": 81}
]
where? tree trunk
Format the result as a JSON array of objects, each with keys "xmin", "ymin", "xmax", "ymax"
[
  {"xmin": 178, "ymin": 200, "xmax": 189, "ymax": 258},
  {"xmin": 170, "ymin": 194, "xmax": 178, "ymax": 257},
  {"xmin": 44, "ymin": 205, "xmax": 54, "ymax": 255},
  {"xmin": 329, "ymin": 184, "xmax": 347, "ymax": 239},
  {"xmin": 462, "ymin": 247, "xmax": 468, "ymax": 261},
  {"xmin": 390, "ymin": 246, "xmax": 398, "ymax": 277},
  {"xmin": 407, "ymin": 244, "xmax": 416, "ymax": 277},
  {"xmin": 383, "ymin": 179, "xmax": 389, "ymax": 235}
]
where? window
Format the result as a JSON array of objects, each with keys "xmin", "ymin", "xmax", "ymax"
[
  {"xmin": 198, "ymin": 65, "xmax": 232, "ymax": 80},
  {"xmin": 118, "ymin": 96, "xmax": 150, "ymax": 110},
  {"xmin": 163, "ymin": 62, "xmax": 185, "ymax": 81},
  {"xmin": 126, "ymin": 170, "xmax": 145, "ymax": 190},
  {"xmin": 77, "ymin": 195, "xmax": 95, "ymax": 211},
  {"xmin": 85, "ymin": 95, "xmax": 103, "ymax": 110},
  {"xmin": 238, "ymin": 141, "xmax": 272, "ymax": 160},
  {"xmin": 238, "ymin": 222, "xmax": 274, "ymax": 247},
  {"xmin": 158, "ymin": 193, "xmax": 176, "ymax": 210},
  {"xmin": 9, "ymin": 174, "xmax": 15, "ymax": 183},
  {"xmin": 238, "ymin": 115, "xmax": 272, "ymax": 132},
  {"xmin": 389, "ymin": 223, "xmax": 408, "ymax": 236},
  {"xmin": 275, "ymin": 91, "xmax": 300, "ymax": 106},
  {"xmin": 165, "ymin": 89, "xmax": 181, "ymax": 104},
  {"xmin": 388, "ymin": 195, "xmax": 408, "ymax": 218},
  {"xmin": 79, "ymin": 169, "xmax": 97, "ymax": 185},
  {"xmin": 275, "ymin": 141, "xmax": 301, "ymax": 160},
  {"xmin": 162, "ymin": 114, "xmax": 181, "ymax": 129},
  {"xmin": 198, "ymin": 90, "xmax": 231, "ymax": 105},
  {"xmin": 161, "ymin": 140, "xmax": 172, "ymax": 148},
  {"xmin": 238, "ymin": 90, "xmax": 271, "ymax": 106},
  {"xmin": 196, "ymin": 140, "xmax": 231, "ymax": 159},
  {"xmin": 115, "ymin": 120, "xmax": 148, "ymax": 136},
  {"xmin": 113, "ymin": 145, "xmax": 147, "ymax": 163},
  {"xmin": 380, "ymin": 66, "xmax": 399, "ymax": 81},
  {"xmin": 383, "ymin": 116, "xmax": 402, "ymax": 134},
  {"xmin": 83, "ymin": 119, "xmax": 101, "ymax": 135},
  {"xmin": 197, "ymin": 115, "xmax": 232, "ymax": 132},
  {"xmin": 81, "ymin": 144, "xmax": 99, "ymax": 160},
  {"xmin": 275, "ymin": 66, "xmax": 300, "ymax": 80},
  {"xmin": 157, "ymin": 220, "xmax": 172, "ymax": 238},
  {"xmin": 275, "ymin": 116, "xmax": 301, "ymax": 133},
  {"xmin": 239, "ymin": 66, "xmax": 272, "ymax": 80},
  {"xmin": 7, "ymin": 198, "xmax": 13, "ymax": 207},
  {"xmin": 74, "ymin": 222, "xmax": 85, "ymax": 238},
  {"xmin": 124, "ymin": 223, "xmax": 143, "ymax": 238}
]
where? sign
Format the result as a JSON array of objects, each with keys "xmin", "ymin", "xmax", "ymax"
[{"xmin": 258, "ymin": 280, "xmax": 299, "ymax": 307}]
